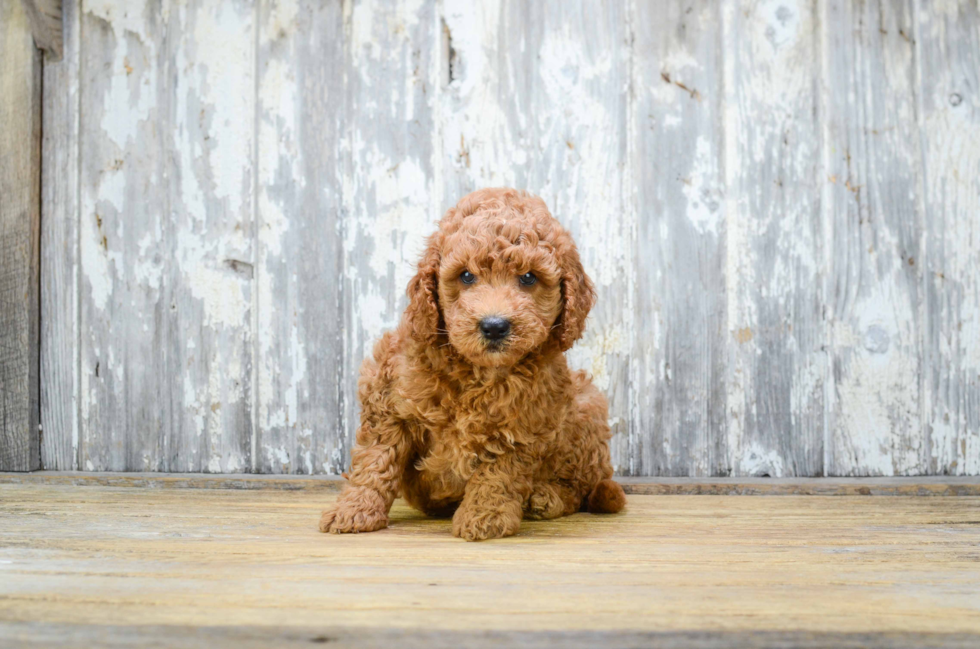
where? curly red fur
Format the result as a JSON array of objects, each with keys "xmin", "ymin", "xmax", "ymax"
[{"xmin": 319, "ymin": 188, "xmax": 624, "ymax": 541}]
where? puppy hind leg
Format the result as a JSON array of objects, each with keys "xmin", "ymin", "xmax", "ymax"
[
  {"xmin": 565, "ymin": 373, "xmax": 625, "ymax": 514},
  {"xmin": 585, "ymin": 478, "xmax": 627, "ymax": 514}
]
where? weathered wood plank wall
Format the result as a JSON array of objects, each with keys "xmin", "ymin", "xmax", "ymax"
[
  {"xmin": 0, "ymin": 0, "xmax": 42, "ymax": 471},
  {"xmin": 37, "ymin": 0, "xmax": 980, "ymax": 476}
]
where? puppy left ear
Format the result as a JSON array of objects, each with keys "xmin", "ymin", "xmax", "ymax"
[
  {"xmin": 404, "ymin": 232, "xmax": 443, "ymax": 345},
  {"xmin": 553, "ymin": 244, "xmax": 596, "ymax": 352}
]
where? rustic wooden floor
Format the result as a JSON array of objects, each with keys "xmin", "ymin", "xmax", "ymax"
[{"xmin": 1, "ymin": 478, "xmax": 979, "ymax": 648}]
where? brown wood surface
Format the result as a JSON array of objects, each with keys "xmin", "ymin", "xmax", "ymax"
[
  {"xmin": 0, "ymin": 0, "xmax": 41, "ymax": 472},
  {"xmin": 1, "ymin": 484, "xmax": 979, "ymax": 648},
  {"xmin": 1, "ymin": 624, "xmax": 979, "ymax": 649}
]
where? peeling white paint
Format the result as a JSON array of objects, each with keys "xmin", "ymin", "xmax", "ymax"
[
  {"xmin": 175, "ymin": 230, "xmax": 249, "ymax": 329},
  {"xmin": 738, "ymin": 441, "xmax": 786, "ymax": 477},
  {"xmin": 53, "ymin": 0, "xmax": 980, "ymax": 478},
  {"xmin": 682, "ymin": 136, "xmax": 723, "ymax": 236},
  {"xmin": 567, "ymin": 324, "xmax": 627, "ymax": 393},
  {"xmin": 80, "ymin": 207, "xmax": 112, "ymax": 312}
]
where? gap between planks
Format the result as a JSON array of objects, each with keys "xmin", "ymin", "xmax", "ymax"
[{"xmin": 1, "ymin": 472, "xmax": 978, "ymax": 496}]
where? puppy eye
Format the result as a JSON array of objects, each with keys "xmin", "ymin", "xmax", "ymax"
[
  {"xmin": 518, "ymin": 272, "xmax": 537, "ymax": 286},
  {"xmin": 460, "ymin": 270, "xmax": 477, "ymax": 285}
]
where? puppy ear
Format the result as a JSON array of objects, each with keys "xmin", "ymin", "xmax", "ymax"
[
  {"xmin": 405, "ymin": 232, "xmax": 442, "ymax": 344},
  {"xmin": 554, "ymin": 242, "xmax": 596, "ymax": 352}
]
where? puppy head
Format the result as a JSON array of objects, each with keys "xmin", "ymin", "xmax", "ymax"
[{"xmin": 405, "ymin": 188, "xmax": 595, "ymax": 367}]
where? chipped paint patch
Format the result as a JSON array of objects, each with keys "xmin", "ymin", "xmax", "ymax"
[
  {"xmin": 738, "ymin": 441, "xmax": 786, "ymax": 477},
  {"xmin": 568, "ymin": 323, "xmax": 627, "ymax": 392},
  {"xmin": 682, "ymin": 136, "xmax": 723, "ymax": 235}
]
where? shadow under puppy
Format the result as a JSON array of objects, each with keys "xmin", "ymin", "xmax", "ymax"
[{"xmin": 320, "ymin": 188, "xmax": 626, "ymax": 541}]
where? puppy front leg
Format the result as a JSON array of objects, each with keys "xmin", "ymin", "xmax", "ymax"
[
  {"xmin": 319, "ymin": 420, "xmax": 410, "ymax": 534},
  {"xmin": 453, "ymin": 452, "xmax": 534, "ymax": 542}
]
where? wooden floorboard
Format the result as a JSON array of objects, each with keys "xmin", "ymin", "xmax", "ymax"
[
  {"xmin": 3, "ymin": 624, "xmax": 980, "ymax": 649},
  {"xmin": 1, "ymin": 484, "xmax": 979, "ymax": 647},
  {"xmin": 3, "ymin": 472, "xmax": 980, "ymax": 496}
]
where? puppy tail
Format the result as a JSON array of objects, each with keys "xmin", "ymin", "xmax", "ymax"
[{"xmin": 586, "ymin": 478, "xmax": 627, "ymax": 514}]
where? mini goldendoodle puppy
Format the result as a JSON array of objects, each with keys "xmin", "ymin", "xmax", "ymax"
[{"xmin": 319, "ymin": 188, "xmax": 626, "ymax": 541}]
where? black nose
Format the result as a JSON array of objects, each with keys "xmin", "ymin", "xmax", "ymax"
[{"xmin": 479, "ymin": 316, "xmax": 511, "ymax": 341}]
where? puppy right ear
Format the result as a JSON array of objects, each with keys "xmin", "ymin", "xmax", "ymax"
[{"xmin": 405, "ymin": 232, "xmax": 442, "ymax": 344}]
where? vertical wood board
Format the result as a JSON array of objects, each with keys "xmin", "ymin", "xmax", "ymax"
[
  {"xmin": 341, "ymin": 0, "xmax": 440, "ymax": 455},
  {"xmin": 77, "ymin": 0, "xmax": 255, "ymax": 471},
  {"xmin": 722, "ymin": 0, "xmax": 824, "ymax": 476},
  {"xmin": 255, "ymin": 0, "xmax": 346, "ymax": 474},
  {"xmin": 917, "ymin": 0, "xmax": 980, "ymax": 475},
  {"xmin": 823, "ymin": 0, "xmax": 927, "ymax": 476},
  {"xmin": 0, "ymin": 0, "xmax": 42, "ymax": 472},
  {"xmin": 40, "ymin": 0, "xmax": 80, "ymax": 470},
  {"xmin": 631, "ymin": 0, "xmax": 729, "ymax": 476}
]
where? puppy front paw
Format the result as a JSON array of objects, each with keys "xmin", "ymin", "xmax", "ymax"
[
  {"xmin": 452, "ymin": 502, "xmax": 521, "ymax": 541},
  {"xmin": 318, "ymin": 489, "xmax": 388, "ymax": 534},
  {"xmin": 319, "ymin": 503, "xmax": 388, "ymax": 534}
]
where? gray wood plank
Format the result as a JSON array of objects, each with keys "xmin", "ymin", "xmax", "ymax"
[
  {"xmin": 721, "ymin": 0, "xmax": 824, "ymax": 476},
  {"xmin": 917, "ymin": 0, "xmax": 980, "ymax": 475},
  {"xmin": 255, "ymin": 0, "xmax": 345, "ymax": 474},
  {"xmin": 40, "ymin": 0, "xmax": 79, "ymax": 471},
  {"xmin": 631, "ymin": 1, "xmax": 728, "ymax": 476},
  {"xmin": 822, "ymin": 0, "xmax": 927, "ymax": 475},
  {"xmin": 438, "ymin": 1, "xmax": 632, "ymax": 472},
  {"xmin": 3, "ymin": 623, "xmax": 980, "ymax": 649},
  {"xmin": 166, "ymin": 1, "xmax": 255, "ymax": 473},
  {"xmin": 437, "ymin": 1, "xmax": 530, "ymax": 213},
  {"xmin": 522, "ymin": 1, "xmax": 632, "ymax": 475},
  {"xmin": 0, "ymin": 0, "xmax": 42, "ymax": 472},
  {"xmin": 341, "ymin": 0, "xmax": 440, "ymax": 462},
  {"xmin": 78, "ymin": 1, "xmax": 254, "ymax": 471},
  {"xmin": 77, "ymin": 2, "xmax": 170, "ymax": 470}
]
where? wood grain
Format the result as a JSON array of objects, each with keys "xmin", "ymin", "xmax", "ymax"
[
  {"xmin": 917, "ymin": 0, "xmax": 980, "ymax": 475},
  {"xmin": 631, "ymin": 1, "xmax": 728, "ymax": 476},
  {"xmin": 823, "ymin": 0, "xmax": 928, "ymax": 475},
  {"xmin": 77, "ymin": 1, "xmax": 255, "ymax": 472},
  {"xmin": 723, "ymin": 0, "xmax": 824, "ymax": 476},
  {"xmin": 2, "ymin": 625, "xmax": 979, "ymax": 649},
  {"xmin": 1, "ymin": 484, "xmax": 979, "ymax": 641},
  {"xmin": 169, "ymin": 0, "xmax": 256, "ymax": 473},
  {"xmin": 0, "ymin": 0, "xmax": 42, "ymax": 472},
  {"xmin": 39, "ymin": 0, "xmax": 79, "ymax": 470},
  {"xmin": 255, "ymin": 0, "xmax": 346, "ymax": 474},
  {"xmin": 77, "ymin": 1, "xmax": 169, "ymax": 470}
]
